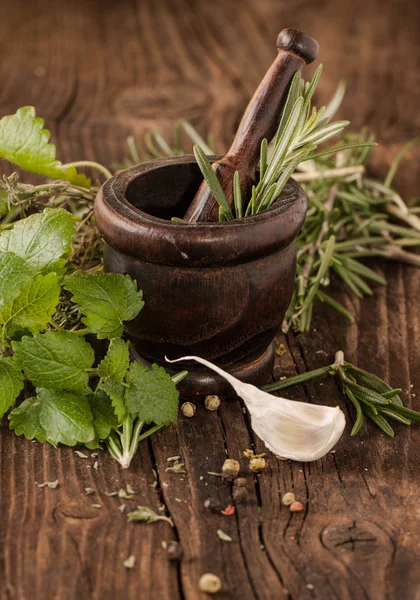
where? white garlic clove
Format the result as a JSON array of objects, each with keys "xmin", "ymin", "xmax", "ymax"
[{"xmin": 166, "ymin": 355, "xmax": 345, "ymax": 462}]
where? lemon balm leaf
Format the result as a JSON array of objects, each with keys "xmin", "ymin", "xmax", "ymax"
[
  {"xmin": 125, "ymin": 362, "xmax": 179, "ymax": 426},
  {"xmin": 0, "ymin": 107, "xmax": 90, "ymax": 188},
  {"xmin": 99, "ymin": 380, "xmax": 127, "ymax": 423},
  {"xmin": 0, "ymin": 273, "xmax": 61, "ymax": 338},
  {"xmin": 37, "ymin": 388, "xmax": 95, "ymax": 446},
  {"xmin": 0, "ymin": 252, "xmax": 35, "ymax": 307},
  {"xmin": 89, "ymin": 390, "xmax": 119, "ymax": 440},
  {"xmin": 8, "ymin": 397, "xmax": 47, "ymax": 442},
  {"xmin": 0, "ymin": 357, "xmax": 24, "ymax": 417},
  {"xmin": 0, "ymin": 208, "xmax": 75, "ymax": 273},
  {"xmin": 97, "ymin": 338, "xmax": 130, "ymax": 383},
  {"xmin": 12, "ymin": 331, "xmax": 95, "ymax": 392},
  {"xmin": 65, "ymin": 272, "xmax": 144, "ymax": 339}
]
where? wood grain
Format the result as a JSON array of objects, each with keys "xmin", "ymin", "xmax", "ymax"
[{"xmin": 0, "ymin": 0, "xmax": 419, "ymax": 598}]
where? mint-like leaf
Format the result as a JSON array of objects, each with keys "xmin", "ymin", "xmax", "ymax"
[
  {"xmin": 37, "ymin": 388, "xmax": 95, "ymax": 446},
  {"xmin": 89, "ymin": 389, "xmax": 118, "ymax": 440},
  {"xmin": 100, "ymin": 380, "xmax": 127, "ymax": 423},
  {"xmin": 9, "ymin": 397, "xmax": 47, "ymax": 442},
  {"xmin": 125, "ymin": 362, "xmax": 179, "ymax": 426},
  {"xmin": 97, "ymin": 338, "xmax": 130, "ymax": 382},
  {"xmin": 0, "ymin": 107, "xmax": 90, "ymax": 188},
  {"xmin": 0, "ymin": 252, "xmax": 34, "ymax": 306},
  {"xmin": 0, "ymin": 357, "xmax": 24, "ymax": 417},
  {"xmin": 0, "ymin": 208, "xmax": 75, "ymax": 273},
  {"xmin": 0, "ymin": 272, "xmax": 60, "ymax": 338},
  {"xmin": 13, "ymin": 331, "xmax": 95, "ymax": 392},
  {"xmin": 65, "ymin": 272, "xmax": 144, "ymax": 339}
]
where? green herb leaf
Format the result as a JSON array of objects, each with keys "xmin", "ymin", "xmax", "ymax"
[
  {"xmin": 0, "ymin": 357, "xmax": 24, "ymax": 417},
  {"xmin": 89, "ymin": 389, "xmax": 119, "ymax": 440},
  {"xmin": 193, "ymin": 145, "xmax": 234, "ymax": 220},
  {"xmin": 0, "ymin": 208, "xmax": 75, "ymax": 273},
  {"xmin": 343, "ymin": 385, "xmax": 364, "ymax": 436},
  {"xmin": 388, "ymin": 403, "xmax": 420, "ymax": 423},
  {"xmin": 97, "ymin": 338, "xmax": 130, "ymax": 382},
  {"xmin": 0, "ymin": 273, "xmax": 60, "ymax": 338},
  {"xmin": 378, "ymin": 407, "xmax": 411, "ymax": 425},
  {"xmin": 99, "ymin": 380, "xmax": 127, "ymax": 422},
  {"xmin": 13, "ymin": 331, "xmax": 95, "ymax": 392},
  {"xmin": 127, "ymin": 505, "xmax": 173, "ymax": 525},
  {"xmin": 125, "ymin": 362, "xmax": 179, "ymax": 426},
  {"xmin": 65, "ymin": 272, "xmax": 144, "ymax": 339},
  {"xmin": 37, "ymin": 388, "xmax": 95, "ymax": 446},
  {"xmin": 8, "ymin": 396, "xmax": 47, "ymax": 442},
  {"xmin": 0, "ymin": 252, "xmax": 34, "ymax": 307},
  {"xmin": 346, "ymin": 365, "xmax": 403, "ymax": 406},
  {"xmin": 0, "ymin": 107, "xmax": 90, "ymax": 187},
  {"xmin": 362, "ymin": 404, "xmax": 394, "ymax": 437}
]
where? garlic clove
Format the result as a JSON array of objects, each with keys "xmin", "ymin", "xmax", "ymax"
[{"xmin": 166, "ymin": 355, "xmax": 345, "ymax": 462}]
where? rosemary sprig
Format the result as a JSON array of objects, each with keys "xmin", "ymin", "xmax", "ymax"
[
  {"xmin": 191, "ymin": 65, "xmax": 376, "ymax": 219},
  {"xmin": 264, "ymin": 350, "xmax": 419, "ymax": 437},
  {"xmin": 286, "ymin": 132, "xmax": 420, "ymax": 332},
  {"xmin": 116, "ymin": 98, "xmax": 420, "ymax": 333}
]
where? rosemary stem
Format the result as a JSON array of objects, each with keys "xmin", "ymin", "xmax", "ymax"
[
  {"xmin": 293, "ymin": 165, "xmax": 365, "ymax": 182},
  {"xmin": 262, "ymin": 364, "xmax": 332, "ymax": 392}
]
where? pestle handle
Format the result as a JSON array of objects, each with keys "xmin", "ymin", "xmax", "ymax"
[{"xmin": 184, "ymin": 28, "xmax": 319, "ymax": 223}]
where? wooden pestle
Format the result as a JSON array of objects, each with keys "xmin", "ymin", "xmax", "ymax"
[{"xmin": 183, "ymin": 28, "xmax": 319, "ymax": 223}]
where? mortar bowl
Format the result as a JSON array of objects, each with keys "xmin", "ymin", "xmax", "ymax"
[{"xmin": 94, "ymin": 156, "xmax": 307, "ymax": 397}]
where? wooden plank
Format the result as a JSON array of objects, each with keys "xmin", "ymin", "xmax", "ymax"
[{"xmin": 0, "ymin": 0, "xmax": 419, "ymax": 598}]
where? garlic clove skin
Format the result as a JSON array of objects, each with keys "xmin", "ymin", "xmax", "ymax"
[{"xmin": 166, "ymin": 355, "xmax": 345, "ymax": 462}]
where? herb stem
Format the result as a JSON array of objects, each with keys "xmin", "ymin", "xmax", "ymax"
[
  {"xmin": 106, "ymin": 431, "xmax": 124, "ymax": 462},
  {"xmin": 49, "ymin": 320, "xmax": 67, "ymax": 332},
  {"xmin": 293, "ymin": 165, "xmax": 365, "ymax": 182},
  {"xmin": 121, "ymin": 415, "xmax": 133, "ymax": 456},
  {"xmin": 128, "ymin": 419, "xmax": 144, "ymax": 458},
  {"xmin": 263, "ymin": 364, "xmax": 331, "ymax": 392},
  {"xmin": 137, "ymin": 424, "xmax": 164, "ymax": 442},
  {"xmin": 69, "ymin": 327, "xmax": 91, "ymax": 336},
  {"xmin": 1, "ymin": 206, "xmax": 21, "ymax": 225},
  {"xmin": 61, "ymin": 161, "xmax": 113, "ymax": 180}
]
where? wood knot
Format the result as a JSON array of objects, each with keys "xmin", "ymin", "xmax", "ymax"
[
  {"xmin": 321, "ymin": 519, "xmax": 393, "ymax": 556},
  {"xmin": 54, "ymin": 499, "xmax": 104, "ymax": 521}
]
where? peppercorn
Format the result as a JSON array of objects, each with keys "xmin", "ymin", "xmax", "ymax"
[
  {"xmin": 289, "ymin": 500, "xmax": 304, "ymax": 512},
  {"xmin": 204, "ymin": 395, "xmax": 221, "ymax": 411},
  {"xmin": 166, "ymin": 541, "xmax": 183, "ymax": 561},
  {"xmin": 282, "ymin": 492, "xmax": 295, "ymax": 506},
  {"xmin": 249, "ymin": 456, "xmax": 266, "ymax": 473},
  {"xmin": 181, "ymin": 402, "xmax": 196, "ymax": 418},
  {"xmin": 199, "ymin": 573, "xmax": 222, "ymax": 594},
  {"xmin": 222, "ymin": 458, "xmax": 240, "ymax": 482}
]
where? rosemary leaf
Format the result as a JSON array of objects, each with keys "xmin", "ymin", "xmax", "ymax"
[
  {"xmin": 362, "ymin": 405, "xmax": 395, "ymax": 437},
  {"xmin": 193, "ymin": 145, "xmax": 233, "ymax": 220},
  {"xmin": 343, "ymin": 386, "xmax": 364, "ymax": 436},
  {"xmin": 378, "ymin": 407, "xmax": 411, "ymax": 425},
  {"xmin": 233, "ymin": 171, "xmax": 243, "ymax": 219}
]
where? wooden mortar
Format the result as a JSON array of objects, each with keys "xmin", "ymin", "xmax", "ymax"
[{"xmin": 94, "ymin": 156, "xmax": 307, "ymax": 397}]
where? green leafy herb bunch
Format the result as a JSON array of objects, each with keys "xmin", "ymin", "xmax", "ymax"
[{"xmin": 0, "ymin": 107, "xmax": 186, "ymax": 468}]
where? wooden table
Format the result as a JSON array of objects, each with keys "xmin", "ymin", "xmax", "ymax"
[{"xmin": 1, "ymin": 1, "xmax": 419, "ymax": 598}]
